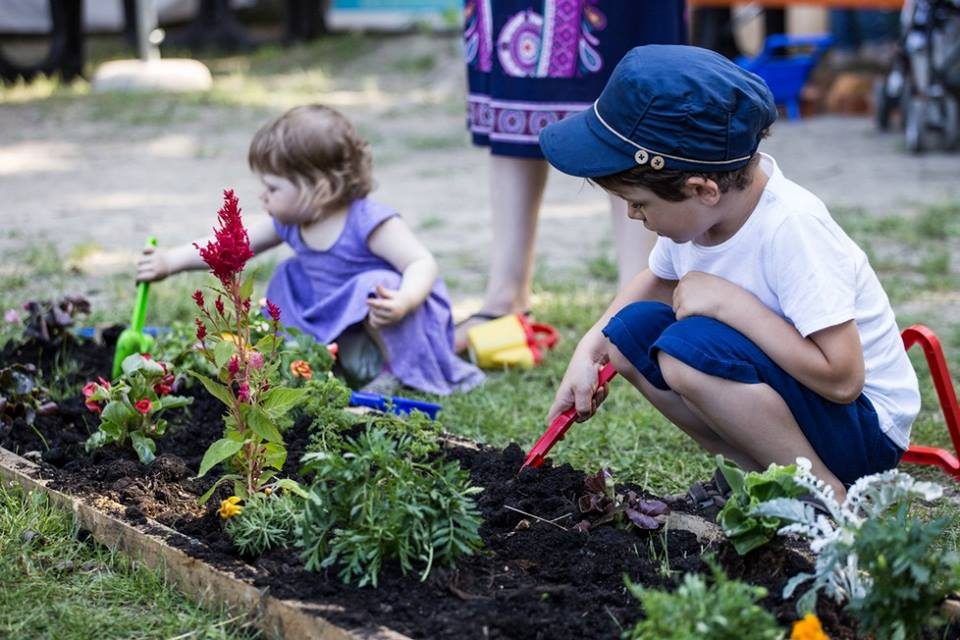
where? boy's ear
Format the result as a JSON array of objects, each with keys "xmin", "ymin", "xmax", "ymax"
[{"xmin": 684, "ymin": 176, "xmax": 721, "ymax": 205}]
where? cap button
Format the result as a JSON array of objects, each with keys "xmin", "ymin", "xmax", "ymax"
[
  {"xmin": 650, "ymin": 155, "xmax": 665, "ymax": 170},
  {"xmin": 634, "ymin": 149, "xmax": 649, "ymax": 165}
]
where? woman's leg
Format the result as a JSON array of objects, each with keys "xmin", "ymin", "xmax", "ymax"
[
  {"xmin": 608, "ymin": 194, "xmax": 657, "ymax": 291},
  {"xmin": 455, "ymin": 155, "xmax": 549, "ymax": 350},
  {"xmin": 658, "ymin": 351, "xmax": 847, "ymax": 500}
]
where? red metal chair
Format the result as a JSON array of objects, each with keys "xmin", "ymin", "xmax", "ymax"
[{"xmin": 901, "ymin": 324, "xmax": 960, "ymax": 481}]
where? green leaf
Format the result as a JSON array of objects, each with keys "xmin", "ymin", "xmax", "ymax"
[
  {"xmin": 102, "ymin": 399, "xmax": 136, "ymax": 425},
  {"xmin": 263, "ymin": 442, "xmax": 287, "ymax": 470},
  {"xmin": 189, "ymin": 371, "xmax": 234, "ymax": 407},
  {"xmin": 274, "ymin": 478, "xmax": 308, "ymax": 498},
  {"xmin": 248, "ymin": 406, "xmax": 283, "ymax": 444},
  {"xmin": 158, "ymin": 395, "xmax": 192, "ymax": 410},
  {"xmin": 213, "ymin": 340, "xmax": 235, "ymax": 369},
  {"xmin": 197, "ymin": 438, "xmax": 245, "ymax": 477},
  {"xmin": 197, "ymin": 474, "xmax": 240, "ymax": 505},
  {"xmin": 262, "ymin": 387, "xmax": 308, "ymax": 417},
  {"xmin": 130, "ymin": 432, "xmax": 156, "ymax": 465},
  {"xmin": 239, "ymin": 277, "xmax": 254, "ymax": 301},
  {"xmin": 85, "ymin": 430, "xmax": 108, "ymax": 452}
]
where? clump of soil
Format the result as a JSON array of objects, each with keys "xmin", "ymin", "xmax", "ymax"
[{"xmin": 0, "ymin": 336, "xmax": 859, "ymax": 639}]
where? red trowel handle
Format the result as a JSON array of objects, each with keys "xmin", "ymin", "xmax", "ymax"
[{"xmin": 520, "ymin": 362, "xmax": 618, "ymax": 471}]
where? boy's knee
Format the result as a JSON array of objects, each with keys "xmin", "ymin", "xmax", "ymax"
[{"xmin": 658, "ymin": 351, "xmax": 696, "ymax": 393}]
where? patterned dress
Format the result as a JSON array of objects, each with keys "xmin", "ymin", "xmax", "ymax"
[
  {"xmin": 265, "ymin": 199, "xmax": 485, "ymax": 395},
  {"xmin": 465, "ymin": 0, "xmax": 687, "ymax": 157}
]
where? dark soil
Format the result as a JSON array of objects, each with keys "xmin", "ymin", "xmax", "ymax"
[{"xmin": 0, "ymin": 335, "xmax": 864, "ymax": 639}]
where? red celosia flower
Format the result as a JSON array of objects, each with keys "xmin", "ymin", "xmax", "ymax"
[
  {"xmin": 142, "ymin": 353, "xmax": 152, "ymax": 360},
  {"xmin": 265, "ymin": 300, "xmax": 281, "ymax": 322},
  {"xmin": 237, "ymin": 382, "xmax": 250, "ymax": 403},
  {"xmin": 195, "ymin": 318, "xmax": 207, "ymax": 341},
  {"xmin": 192, "ymin": 289, "xmax": 204, "ymax": 308},
  {"xmin": 290, "ymin": 360, "xmax": 312, "ymax": 380},
  {"xmin": 194, "ymin": 189, "xmax": 254, "ymax": 286},
  {"xmin": 215, "ymin": 296, "xmax": 225, "ymax": 316},
  {"xmin": 134, "ymin": 399, "xmax": 152, "ymax": 415},
  {"xmin": 227, "ymin": 355, "xmax": 240, "ymax": 378},
  {"xmin": 242, "ymin": 299, "xmax": 251, "ymax": 313}
]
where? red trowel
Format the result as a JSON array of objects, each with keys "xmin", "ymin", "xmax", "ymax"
[{"xmin": 521, "ymin": 362, "xmax": 618, "ymax": 471}]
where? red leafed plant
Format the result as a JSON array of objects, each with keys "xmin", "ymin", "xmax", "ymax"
[
  {"xmin": 574, "ymin": 468, "xmax": 669, "ymax": 533},
  {"xmin": 190, "ymin": 189, "xmax": 307, "ymax": 503}
]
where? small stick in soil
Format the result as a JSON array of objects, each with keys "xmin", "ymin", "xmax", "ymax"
[{"xmin": 503, "ymin": 505, "xmax": 570, "ymax": 531}]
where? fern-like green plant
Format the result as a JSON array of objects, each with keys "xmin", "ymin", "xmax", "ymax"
[
  {"xmin": 846, "ymin": 503, "xmax": 960, "ymax": 640},
  {"xmin": 623, "ymin": 557, "xmax": 781, "ymax": 640},
  {"xmin": 297, "ymin": 428, "xmax": 483, "ymax": 587}
]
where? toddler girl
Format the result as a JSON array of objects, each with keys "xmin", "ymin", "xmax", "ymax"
[{"xmin": 137, "ymin": 104, "xmax": 484, "ymax": 396}]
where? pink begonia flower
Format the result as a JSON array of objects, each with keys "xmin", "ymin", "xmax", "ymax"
[
  {"xmin": 247, "ymin": 351, "xmax": 264, "ymax": 370},
  {"xmin": 4, "ymin": 309, "xmax": 21, "ymax": 324},
  {"xmin": 134, "ymin": 399, "xmax": 152, "ymax": 415}
]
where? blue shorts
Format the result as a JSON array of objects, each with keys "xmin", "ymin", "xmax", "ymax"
[{"xmin": 602, "ymin": 301, "xmax": 903, "ymax": 486}]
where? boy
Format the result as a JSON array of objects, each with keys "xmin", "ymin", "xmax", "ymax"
[{"xmin": 539, "ymin": 45, "xmax": 919, "ymax": 500}]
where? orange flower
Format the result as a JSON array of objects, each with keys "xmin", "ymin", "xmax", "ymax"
[
  {"xmin": 791, "ymin": 613, "xmax": 829, "ymax": 640},
  {"xmin": 218, "ymin": 496, "xmax": 243, "ymax": 519},
  {"xmin": 290, "ymin": 360, "xmax": 312, "ymax": 380}
]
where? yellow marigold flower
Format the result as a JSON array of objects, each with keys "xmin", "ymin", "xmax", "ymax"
[
  {"xmin": 218, "ymin": 495, "xmax": 243, "ymax": 520},
  {"xmin": 290, "ymin": 359, "xmax": 313, "ymax": 380},
  {"xmin": 791, "ymin": 613, "xmax": 829, "ymax": 640}
]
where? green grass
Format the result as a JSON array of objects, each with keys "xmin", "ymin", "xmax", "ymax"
[{"xmin": 0, "ymin": 483, "xmax": 258, "ymax": 640}]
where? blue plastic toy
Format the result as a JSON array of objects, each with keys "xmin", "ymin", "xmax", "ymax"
[
  {"xmin": 737, "ymin": 34, "xmax": 833, "ymax": 120},
  {"xmin": 349, "ymin": 391, "xmax": 441, "ymax": 420}
]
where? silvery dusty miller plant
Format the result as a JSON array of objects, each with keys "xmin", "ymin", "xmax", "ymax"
[{"xmin": 752, "ymin": 456, "xmax": 943, "ymax": 615}]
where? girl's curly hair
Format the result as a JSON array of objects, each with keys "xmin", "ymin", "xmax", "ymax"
[{"xmin": 248, "ymin": 105, "xmax": 374, "ymax": 217}]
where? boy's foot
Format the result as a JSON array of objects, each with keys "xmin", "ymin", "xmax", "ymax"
[{"xmin": 359, "ymin": 371, "xmax": 401, "ymax": 397}]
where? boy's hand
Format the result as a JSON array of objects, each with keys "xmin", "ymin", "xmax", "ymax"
[
  {"xmin": 546, "ymin": 334, "xmax": 610, "ymax": 424},
  {"xmin": 673, "ymin": 271, "xmax": 742, "ymax": 321},
  {"xmin": 366, "ymin": 285, "xmax": 412, "ymax": 328},
  {"xmin": 136, "ymin": 246, "xmax": 170, "ymax": 282}
]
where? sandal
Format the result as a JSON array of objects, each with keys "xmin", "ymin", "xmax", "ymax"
[{"xmin": 453, "ymin": 309, "xmax": 531, "ymax": 353}]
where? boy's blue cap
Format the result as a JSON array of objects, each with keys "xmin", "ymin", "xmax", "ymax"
[{"xmin": 539, "ymin": 45, "xmax": 777, "ymax": 176}]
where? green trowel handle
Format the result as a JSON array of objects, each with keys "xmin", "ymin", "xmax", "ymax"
[{"xmin": 130, "ymin": 237, "xmax": 158, "ymax": 332}]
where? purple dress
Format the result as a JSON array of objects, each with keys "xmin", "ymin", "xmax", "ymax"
[{"xmin": 266, "ymin": 199, "xmax": 485, "ymax": 395}]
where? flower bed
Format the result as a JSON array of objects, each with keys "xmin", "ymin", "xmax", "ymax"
[{"xmin": 0, "ymin": 333, "xmax": 863, "ymax": 639}]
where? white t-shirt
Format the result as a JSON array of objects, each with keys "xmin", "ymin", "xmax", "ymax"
[{"xmin": 649, "ymin": 154, "xmax": 920, "ymax": 449}]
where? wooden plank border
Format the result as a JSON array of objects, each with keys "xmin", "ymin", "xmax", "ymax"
[{"xmin": 0, "ymin": 447, "xmax": 410, "ymax": 640}]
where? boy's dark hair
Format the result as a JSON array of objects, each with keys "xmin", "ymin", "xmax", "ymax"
[
  {"xmin": 248, "ymin": 104, "xmax": 373, "ymax": 216},
  {"xmin": 592, "ymin": 130, "xmax": 770, "ymax": 202}
]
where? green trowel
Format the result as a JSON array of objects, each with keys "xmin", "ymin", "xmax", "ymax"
[{"xmin": 112, "ymin": 237, "xmax": 158, "ymax": 379}]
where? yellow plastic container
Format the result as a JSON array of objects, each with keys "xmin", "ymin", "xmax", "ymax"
[{"xmin": 466, "ymin": 314, "xmax": 559, "ymax": 369}]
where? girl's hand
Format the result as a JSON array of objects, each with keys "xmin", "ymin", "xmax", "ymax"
[
  {"xmin": 672, "ymin": 271, "xmax": 741, "ymax": 321},
  {"xmin": 366, "ymin": 285, "xmax": 413, "ymax": 328},
  {"xmin": 136, "ymin": 246, "xmax": 171, "ymax": 282},
  {"xmin": 546, "ymin": 332, "xmax": 610, "ymax": 424}
]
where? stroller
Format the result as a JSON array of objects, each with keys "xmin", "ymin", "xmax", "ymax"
[{"xmin": 875, "ymin": 0, "xmax": 960, "ymax": 152}]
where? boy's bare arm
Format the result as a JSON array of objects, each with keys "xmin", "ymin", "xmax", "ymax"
[
  {"xmin": 137, "ymin": 217, "xmax": 280, "ymax": 282},
  {"xmin": 674, "ymin": 272, "xmax": 865, "ymax": 404},
  {"xmin": 546, "ymin": 269, "xmax": 677, "ymax": 423}
]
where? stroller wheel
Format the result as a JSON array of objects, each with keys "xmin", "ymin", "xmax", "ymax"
[
  {"xmin": 874, "ymin": 78, "xmax": 894, "ymax": 131},
  {"xmin": 906, "ymin": 96, "xmax": 926, "ymax": 153},
  {"xmin": 942, "ymin": 95, "xmax": 959, "ymax": 151}
]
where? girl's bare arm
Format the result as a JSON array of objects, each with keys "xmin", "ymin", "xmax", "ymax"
[
  {"xmin": 365, "ymin": 216, "xmax": 438, "ymax": 327},
  {"xmin": 136, "ymin": 217, "xmax": 281, "ymax": 282}
]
